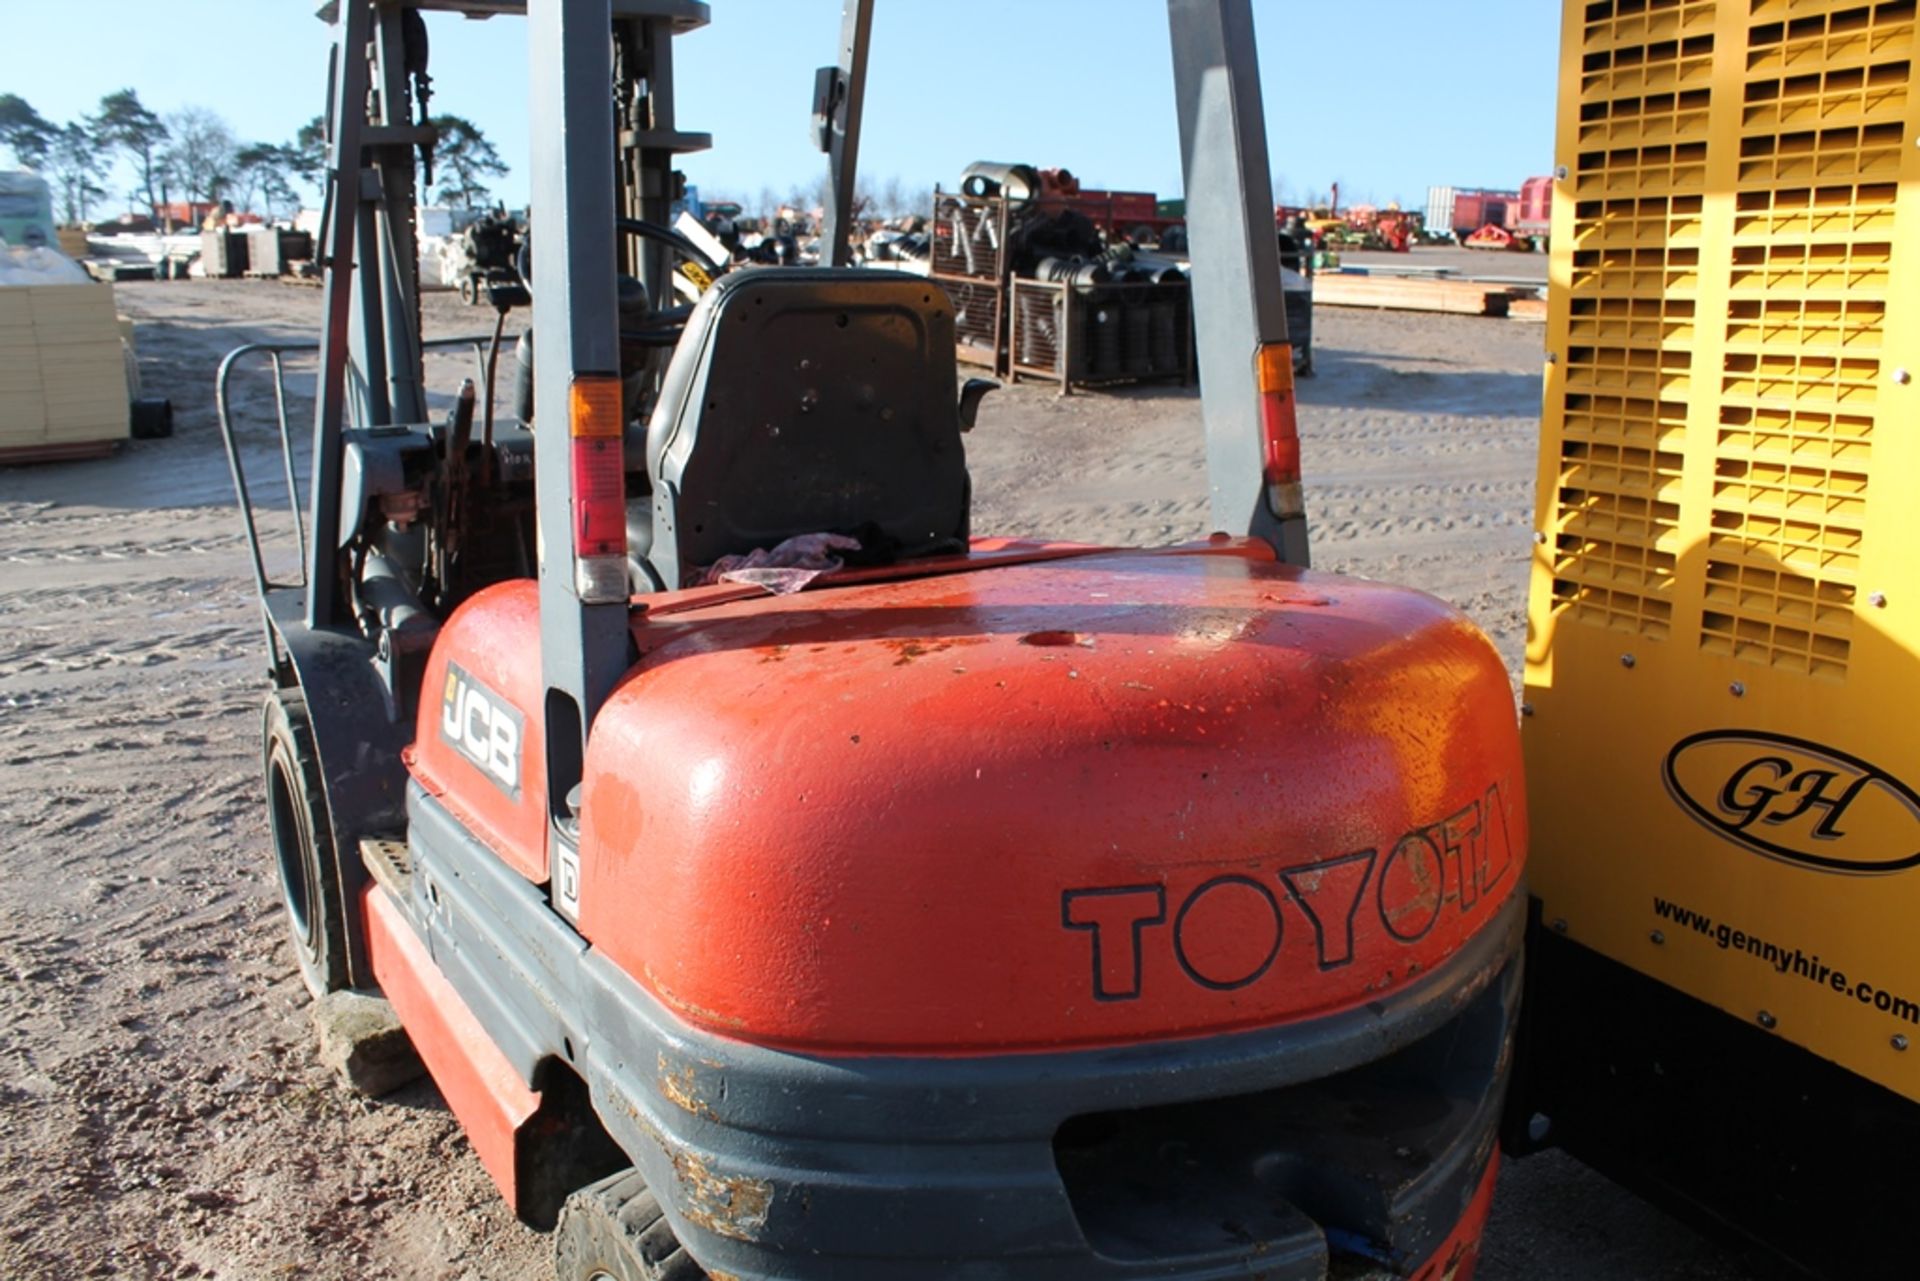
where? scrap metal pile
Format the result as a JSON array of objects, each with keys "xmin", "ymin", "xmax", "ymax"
[{"xmin": 925, "ymin": 159, "xmax": 1308, "ymax": 388}]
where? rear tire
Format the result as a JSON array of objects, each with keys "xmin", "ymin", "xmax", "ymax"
[
  {"xmin": 554, "ymin": 1170, "xmax": 708, "ymax": 1281},
  {"xmin": 263, "ymin": 689, "xmax": 347, "ymax": 997},
  {"xmin": 459, "ymin": 275, "xmax": 478, "ymax": 306}
]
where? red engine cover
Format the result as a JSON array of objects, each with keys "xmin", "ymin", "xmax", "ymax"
[
  {"xmin": 409, "ymin": 582, "xmax": 551, "ymax": 883},
  {"xmin": 575, "ymin": 546, "xmax": 1526, "ymax": 1056}
]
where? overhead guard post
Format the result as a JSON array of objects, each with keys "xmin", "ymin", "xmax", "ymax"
[
  {"xmin": 528, "ymin": 0, "xmax": 630, "ymax": 746},
  {"xmin": 818, "ymin": 0, "xmax": 875, "ymax": 269},
  {"xmin": 1166, "ymin": 0, "xmax": 1310, "ymax": 566}
]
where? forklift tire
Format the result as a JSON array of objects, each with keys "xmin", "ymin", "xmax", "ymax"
[
  {"xmin": 459, "ymin": 275, "xmax": 478, "ymax": 306},
  {"xmin": 263, "ymin": 689, "xmax": 348, "ymax": 998},
  {"xmin": 554, "ymin": 1170, "xmax": 707, "ymax": 1281}
]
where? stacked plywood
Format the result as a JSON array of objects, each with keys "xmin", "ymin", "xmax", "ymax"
[
  {"xmin": 0, "ymin": 283, "xmax": 129, "ymax": 462},
  {"xmin": 1311, "ymin": 273, "xmax": 1512, "ymax": 318}
]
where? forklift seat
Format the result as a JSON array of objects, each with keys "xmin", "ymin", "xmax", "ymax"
[{"xmin": 644, "ymin": 268, "xmax": 970, "ymax": 589}]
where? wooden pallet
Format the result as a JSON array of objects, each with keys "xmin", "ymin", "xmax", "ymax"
[
  {"xmin": 0, "ymin": 439, "xmax": 119, "ymax": 465},
  {"xmin": 1312, "ymin": 274, "xmax": 1511, "ymax": 317}
]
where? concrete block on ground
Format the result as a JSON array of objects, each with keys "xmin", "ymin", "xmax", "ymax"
[{"xmin": 314, "ymin": 989, "xmax": 424, "ymax": 1098}]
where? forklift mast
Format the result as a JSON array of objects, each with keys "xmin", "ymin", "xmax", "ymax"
[{"xmin": 303, "ymin": 0, "xmax": 1304, "ymax": 770}]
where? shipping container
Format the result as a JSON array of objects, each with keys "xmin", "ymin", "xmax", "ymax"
[
  {"xmin": 1426, "ymin": 186, "xmax": 1521, "ymax": 239},
  {"xmin": 1511, "ymin": 175, "xmax": 1552, "ymax": 234}
]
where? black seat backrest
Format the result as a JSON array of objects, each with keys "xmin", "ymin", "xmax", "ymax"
[{"xmin": 645, "ymin": 268, "xmax": 970, "ymax": 588}]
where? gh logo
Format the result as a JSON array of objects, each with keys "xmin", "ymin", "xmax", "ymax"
[{"xmin": 1718, "ymin": 756, "xmax": 1867, "ymax": 840}]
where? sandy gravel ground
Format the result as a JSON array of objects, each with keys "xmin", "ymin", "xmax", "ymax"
[{"xmin": 0, "ymin": 279, "xmax": 1753, "ymax": 1279}]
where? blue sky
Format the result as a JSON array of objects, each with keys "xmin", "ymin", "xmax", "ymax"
[{"xmin": 3, "ymin": 0, "xmax": 1559, "ymax": 214}]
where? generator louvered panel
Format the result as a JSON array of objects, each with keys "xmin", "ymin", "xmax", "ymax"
[
  {"xmin": 1744, "ymin": 0, "xmax": 1915, "ymax": 73},
  {"xmin": 1733, "ymin": 182, "xmax": 1899, "ymax": 236},
  {"xmin": 1549, "ymin": 390, "xmax": 1686, "ymax": 639},
  {"xmin": 1543, "ymin": 0, "xmax": 1913, "ymax": 674},
  {"xmin": 1580, "ymin": 31, "xmax": 1718, "ymax": 98},
  {"xmin": 1550, "ymin": 3, "xmax": 1719, "ymax": 637},
  {"xmin": 1580, "ymin": 0, "xmax": 1720, "ymax": 52},
  {"xmin": 1706, "ymin": 0, "xmax": 1913, "ymax": 675},
  {"xmin": 1741, "ymin": 59, "xmax": 1911, "ymax": 134},
  {"xmin": 1527, "ymin": 0, "xmax": 1920, "ymax": 1109}
]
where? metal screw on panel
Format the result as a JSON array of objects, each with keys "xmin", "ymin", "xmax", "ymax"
[
  {"xmin": 1895, "ymin": 1034, "xmax": 1911, "ymax": 1052},
  {"xmin": 1621, "ymin": 653, "xmax": 1637, "ymax": 669},
  {"xmin": 1551, "ymin": 918, "xmax": 1569, "ymax": 935},
  {"xmin": 1555, "ymin": 165, "xmax": 1570, "ymax": 180},
  {"xmin": 1757, "ymin": 1010, "xmax": 1778, "ymax": 1030},
  {"xmin": 1521, "ymin": 702, "xmax": 1536, "ymax": 717},
  {"xmin": 1650, "ymin": 930, "xmax": 1666, "ymax": 945},
  {"xmin": 1869, "ymin": 592, "xmax": 1888, "ymax": 608},
  {"xmin": 1895, "ymin": 369, "xmax": 1913, "ymax": 386},
  {"xmin": 1730, "ymin": 681, "xmax": 1745, "ymax": 697},
  {"xmin": 1533, "ymin": 531, "xmax": 1548, "ymax": 545},
  {"xmin": 1546, "ymin": 352, "xmax": 1558, "ymax": 365}
]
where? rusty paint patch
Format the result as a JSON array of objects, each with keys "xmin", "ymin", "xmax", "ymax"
[
  {"xmin": 642, "ymin": 967, "xmax": 750, "ymax": 1030},
  {"xmin": 657, "ymin": 1051, "xmax": 720, "ymax": 1122},
  {"xmin": 882, "ymin": 636, "xmax": 983, "ymax": 666},
  {"xmin": 670, "ymin": 1149, "xmax": 774, "ymax": 1242}
]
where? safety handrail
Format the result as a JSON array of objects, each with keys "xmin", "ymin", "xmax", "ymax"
[{"xmin": 216, "ymin": 335, "xmax": 492, "ymax": 608}]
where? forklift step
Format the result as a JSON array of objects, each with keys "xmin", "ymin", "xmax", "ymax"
[{"xmin": 360, "ymin": 836, "xmax": 413, "ymax": 901}]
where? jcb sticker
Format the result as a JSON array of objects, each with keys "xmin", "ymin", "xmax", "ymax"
[
  {"xmin": 1664, "ymin": 730, "xmax": 1920, "ymax": 875},
  {"xmin": 440, "ymin": 662, "xmax": 523, "ymax": 798}
]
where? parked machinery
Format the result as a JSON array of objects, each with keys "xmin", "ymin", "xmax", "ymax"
[
  {"xmin": 1504, "ymin": 3, "xmax": 1920, "ymax": 1277},
  {"xmin": 450, "ymin": 209, "xmax": 522, "ymax": 305},
  {"xmin": 946, "ymin": 158, "xmax": 1313, "ymax": 383},
  {"xmin": 224, "ymin": 2, "xmax": 1525, "ymax": 1277}
]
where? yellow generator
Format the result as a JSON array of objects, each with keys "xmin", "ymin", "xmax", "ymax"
[{"xmin": 1507, "ymin": 1, "xmax": 1920, "ymax": 1275}]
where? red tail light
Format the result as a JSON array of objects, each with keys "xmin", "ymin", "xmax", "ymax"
[
  {"xmin": 1255, "ymin": 343, "xmax": 1304, "ymax": 518},
  {"xmin": 568, "ymin": 376, "xmax": 628, "ymax": 602}
]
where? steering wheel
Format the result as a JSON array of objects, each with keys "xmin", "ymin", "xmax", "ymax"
[{"xmin": 514, "ymin": 216, "xmax": 725, "ymax": 347}]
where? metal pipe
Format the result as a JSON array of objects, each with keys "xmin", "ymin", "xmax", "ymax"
[
  {"xmin": 215, "ymin": 344, "xmax": 279, "ymax": 608},
  {"xmin": 268, "ymin": 350, "xmax": 308, "ymax": 575}
]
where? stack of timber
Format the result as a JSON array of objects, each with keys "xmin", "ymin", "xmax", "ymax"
[
  {"xmin": 1312, "ymin": 273, "xmax": 1512, "ymax": 317},
  {"xmin": 0, "ymin": 283, "xmax": 130, "ymax": 463},
  {"xmin": 1506, "ymin": 290, "xmax": 1548, "ymax": 322}
]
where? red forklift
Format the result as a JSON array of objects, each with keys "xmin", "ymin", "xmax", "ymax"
[{"xmin": 223, "ymin": 2, "xmax": 1526, "ymax": 1276}]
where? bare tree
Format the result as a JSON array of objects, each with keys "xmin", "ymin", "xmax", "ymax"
[
  {"xmin": 161, "ymin": 107, "xmax": 239, "ymax": 204},
  {"xmin": 234, "ymin": 144, "xmax": 301, "ymax": 220}
]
